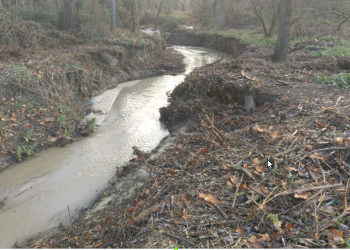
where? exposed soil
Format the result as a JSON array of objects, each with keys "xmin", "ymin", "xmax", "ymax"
[{"xmin": 0, "ymin": 30, "xmax": 185, "ymax": 171}]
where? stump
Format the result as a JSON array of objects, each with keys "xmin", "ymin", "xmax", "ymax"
[{"xmin": 245, "ymin": 95, "xmax": 256, "ymax": 113}]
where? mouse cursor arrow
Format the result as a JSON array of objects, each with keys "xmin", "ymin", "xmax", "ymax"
[{"xmin": 267, "ymin": 160, "xmax": 274, "ymax": 170}]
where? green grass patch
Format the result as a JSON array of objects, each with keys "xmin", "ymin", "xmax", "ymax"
[
  {"xmin": 309, "ymin": 45, "xmax": 350, "ymax": 59},
  {"xmin": 216, "ymin": 30, "xmax": 277, "ymax": 46},
  {"xmin": 316, "ymin": 72, "xmax": 350, "ymax": 88}
]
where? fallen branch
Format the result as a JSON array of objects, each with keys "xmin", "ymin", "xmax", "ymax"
[
  {"xmin": 161, "ymin": 232, "xmax": 195, "ymax": 246},
  {"xmin": 269, "ymin": 183, "xmax": 342, "ymax": 200},
  {"xmin": 277, "ymin": 146, "xmax": 350, "ymax": 165}
]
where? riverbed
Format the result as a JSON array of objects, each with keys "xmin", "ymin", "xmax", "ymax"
[{"xmin": 0, "ymin": 46, "xmax": 224, "ymax": 248}]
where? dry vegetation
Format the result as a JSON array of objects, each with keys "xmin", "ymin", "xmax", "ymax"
[{"xmin": 1, "ymin": 0, "xmax": 350, "ymax": 248}]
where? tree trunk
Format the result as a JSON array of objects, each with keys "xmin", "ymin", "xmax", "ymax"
[
  {"xmin": 273, "ymin": 0, "xmax": 292, "ymax": 62},
  {"xmin": 27, "ymin": 0, "xmax": 31, "ymax": 9},
  {"xmin": 213, "ymin": 0, "xmax": 225, "ymax": 29},
  {"xmin": 155, "ymin": 0, "xmax": 165, "ymax": 29},
  {"xmin": 111, "ymin": 0, "xmax": 116, "ymax": 31},
  {"xmin": 59, "ymin": 0, "xmax": 77, "ymax": 30},
  {"xmin": 131, "ymin": 2, "xmax": 135, "ymax": 32}
]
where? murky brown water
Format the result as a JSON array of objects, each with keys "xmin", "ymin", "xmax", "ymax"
[{"xmin": 0, "ymin": 46, "xmax": 223, "ymax": 248}]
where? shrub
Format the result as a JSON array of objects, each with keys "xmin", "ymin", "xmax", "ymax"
[{"xmin": 160, "ymin": 20, "xmax": 180, "ymax": 33}]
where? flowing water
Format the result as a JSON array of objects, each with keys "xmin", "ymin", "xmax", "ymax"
[{"xmin": 0, "ymin": 46, "xmax": 224, "ymax": 248}]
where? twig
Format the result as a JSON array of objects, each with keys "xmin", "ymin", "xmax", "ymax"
[
  {"xmin": 314, "ymin": 201, "xmax": 319, "ymax": 239},
  {"xmin": 277, "ymin": 146, "xmax": 350, "ymax": 165},
  {"xmin": 161, "ymin": 232, "xmax": 195, "ymax": 246},
  {"xmin": 213, "ymin": 203, "xmax": 229, "ymax": 219},
  {"xmin": 205, "ymin": 114, "xmax": 224, "ymax": 143},
  {"xmin": 232, "ymin": 174, "xmax": 244, "ymax": 209},
  {"xmin": 228, "ymin": 164, "xmax": 255, "ymax": 181},
  {"xmin": 282, "ymin": 215, "xmax": 305, "ymax": 227},
  {"xmin": 67, "ymin": 205, "xmax": 72, "ymax": 226},
  {"xmin": 269, "ymin": 183, "xmax": 342, "ymax": 201},
  {"xmin": 205, "ymin": 53, "xmax": 225, "ymax": 67}
]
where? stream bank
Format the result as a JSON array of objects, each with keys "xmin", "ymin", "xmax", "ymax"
[
  {"xmin": 0, "ymin": 46, "xmax": 222, "ymax": 248},
  {"xmin": 27, "ymin": 40, "xmax": 350, "ymax": 248},
  {"xmin": 165, "ymin": 29, "xmax": 246, "ymax": 58},
  {"xmin": 0, "ymin": 31, "xmax": 185, "ymax": 171}
]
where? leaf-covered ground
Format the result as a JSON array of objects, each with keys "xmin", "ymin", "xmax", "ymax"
[
  {"xmin": 24, "ymin": 44, "xmax": 350, "ymax": 248},
  {"xmin": 0, "ymin": 29, "xmax": 185, "ymax": 171}
]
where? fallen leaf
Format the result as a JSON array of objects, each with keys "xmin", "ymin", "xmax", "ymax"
[
  {"xmin": 299, "ymin": 238, "xmax": 313, "ymax": 246},
  {"xmin": 333, "ymin": 137, "xmax": 343, "ymax": 146},
  {"xmin": 181, "ymin": 213, "xmax": 192, "ymax": 219},
  {"xmin": 334, "ymin": 236, "xmax": 345, "ymax": 244},
  {"xmin": 243, "ymin": 162, "xmax": 250, "ymax": 170},
  {"xmin": 198, "ymin": 193, "xmax": 206, "ymax": 199},
  {"xmin": 268, "ymin": 214, "xmax": 282, "ymax": 231},
  {"xmin": 84, "ymin": 234, "xmax": 91, "ymax": 240},
  {"xmin": 201, "ymin": 146, "xmax": 209, "ymax": 153},
  {"xmin": 253, "ymin": 124, "xmax": 265, "ymax": 133},
  {"xmin": 177, "ymin": 144, "xmax": 184, "ymax": 149},
  {"xmin": 255, "ymin": 165, "xmax": 265, "ymax": 172},
  {"xmin": 304, "ymin": 145, "xmax": 314, "ymax": 151},
  {"xmin": 48, "ymin": 137, "xmax": 58, "ymax": 142},
  {"xmin": 287, "ymin": 166, "xmax": 298, "ymax": 172},
  {"xmin": 261, "ymin": 186, "xmax": 268, "ymax": 194},
  {"xmin": 44, "ymin": 118, "xmax": 51, "ymax": 124},
  {"xmin": 204, "ymin": 194, "xmax": 218, "ymax": 204},
  {"xmin": 230, "ymin": 175, "xmax": 239, "ymax": 184},
  {"xmin": 271, "ymin": 129, "xmax": 279, "ymax": 138},
  {"xmin": 92, "ymin": 225, "xmax": 101, "ymax": 232},
  {"xmin": 244, "ymin": 239, "xmax": 261, "ymax": 249},
  {"xmin": 331, "ymin": 229, "xmax": 343, "ymax": 237},
  {"xmin": 240, "ymin": 182, "xmax": 249, "ymax": 191},
  {"xmin": 285, "ymin": 223, "xmax": 293, "ymax": 230},
  {"xmin": 235, "ymin": 225, "xmax": 247, "ymax": 235},
  {"xmin": 248, "ymin": 235, "xmax": 257, "ymax": 243},
  {"xmin": 11, "ymin": 112, "xmax": 17, "ymax": 121},
  {"xmin": 226, "ymin": 181, "xmax": 233, "ymax": 187},
  {"xmin": 68, "ymin": 236, "xmax": 79, "ymax": 242},
  {"xmin": 253, "ymin": 158, "xmax": 259, "ymax": 164},
  {"xmin": 25, "ymin": 123, "xmax": 31, "ymax": 128},
  {"xmin": 125, "ymin": 208, "xmax": 133, "ymax": 213},
  {"xmin": 256, "ymin": 233, "xmax": 271, "ymax": 242}
]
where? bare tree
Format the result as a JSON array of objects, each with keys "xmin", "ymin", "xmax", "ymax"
[
  {"xmin": 155, "ymin": 0, "xmax": 165, "ymax": 29},
  {"xmin": 59, "ymin": 0, "xmax": 77, "ymax": 30},
  {"xmin": 273, "ymin": 0, "xmax": 292, "ymax": 62},
  {"xmin": 122, "ymin": 0, "xmax": 137, "ymax": 32},
  {"xmin": 251, "ymin": 0, "xmax": 280, "ymax": 37},
  {"xmin": 213, "ymin": 0, "xmax": 225, "ymax": 29},
  {"xmin": 111, "ymin": 0, "xmax": 116, "ymax": 31}
]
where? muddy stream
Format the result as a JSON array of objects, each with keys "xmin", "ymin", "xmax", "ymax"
[{"xmin": 0, "ymin": 46, "xmax": 224, "ymax": 248}]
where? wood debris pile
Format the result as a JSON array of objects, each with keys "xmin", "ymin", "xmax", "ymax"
[{"xmin": 29, "ymin": 56, "xmax": 350, "ymax": 248}]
